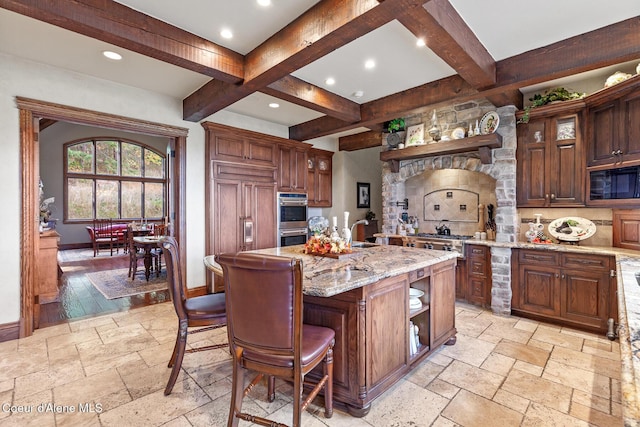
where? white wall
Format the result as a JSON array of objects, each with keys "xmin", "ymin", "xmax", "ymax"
[{"xmin": 0, "ymin": 53, "xmax": 290, "ymax": 325}]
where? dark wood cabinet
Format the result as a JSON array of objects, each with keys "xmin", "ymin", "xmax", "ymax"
[
  {"xmin": 307, "ymin": 148, "xmax": 333, "ymax": 207},
  {"xmin": 277, "ymin": 142, "xmax": 309, "ymax": 192},
  {"xmin": 204, "ymin": 122, "xmax": 279, "ymax": 292},
  {"xmin": 587, "ymin": 85, "xmax": 640, "ymax": 167},
  {"xmin": 465, "ymin": 244, "xmax": 492, "ymax": 307},
  {"xmin": 512, "ymin": 249, "xmax": 615, "ymax": 333},
  {"xmin": 517, "ymin": 111, "xmax": 584, "ymax": 207},
  {"xmin": 612, "ymin": 209, "xmax": 640, "ymax": 251}
]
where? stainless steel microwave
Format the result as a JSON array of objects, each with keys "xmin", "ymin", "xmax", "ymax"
[{"xmin": 589, "ymin": 166, "xmax": 640, "ymax": 200}]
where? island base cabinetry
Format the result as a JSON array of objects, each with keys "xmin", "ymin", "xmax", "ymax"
[
  {"xmin": 303, "ymin": 259, "xmax": 457, "ymax": 416},
  {"xmin": 511, "ymin": 249, "xmax": 616, "ymax": 333}
]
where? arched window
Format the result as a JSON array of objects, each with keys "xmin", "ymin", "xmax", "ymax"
[{"xmin": 64, "ymin": 138, "xmax": 166, "ymax": 221}]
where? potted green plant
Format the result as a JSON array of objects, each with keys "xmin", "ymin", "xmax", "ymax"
[
  {"xmin": 386, "ymin": 118, "xmax": 405, "ymax": 133},
  {"xmin": 518, "ymin": 87, "xmax": 585, "ymax": 124}
]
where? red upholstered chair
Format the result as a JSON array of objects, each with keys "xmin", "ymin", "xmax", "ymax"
[
  {"xmin": 216, "ymin": 252, "xmax": 334, "ymax": 427},
  {"xmin": 161, "ymin": 237, "xmax": 227, "ymax": 395},
  {"xmin": 92, "ymin": 218, "xmax": 118, "ymax": 256}
]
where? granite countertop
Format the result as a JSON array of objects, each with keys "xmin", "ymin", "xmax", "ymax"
[{"xmin": 203, "ymin": 243, "xmax": 458, "ymax": 298}]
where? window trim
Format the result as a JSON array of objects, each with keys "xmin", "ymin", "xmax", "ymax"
[{"xmin": 63, "ymin": 136, "xmax": 167, "ymax": 223}]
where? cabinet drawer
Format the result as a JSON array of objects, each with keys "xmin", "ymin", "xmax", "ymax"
[
  {"xmin": 560, "ymin": 253, "xmax": 611, "ymax": 271},
  {"xmin": 468, "ymin": 259, "xmax": 486, "ymax": 276},
  {"xmin": 467, "ymin": 245, "xmax": 488, "ymax": 258},
  {"xmin": 519, "ymin": 250, "xmax": 559, "ymax": 266},
  {"xmin": 409, "ymin": 267, "xmax": 429, "ymax": 282}
]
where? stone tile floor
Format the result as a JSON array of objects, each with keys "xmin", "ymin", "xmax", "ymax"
[{"xmin": 0, "ymin": 302, "xmax": 623, "ymax": 426}]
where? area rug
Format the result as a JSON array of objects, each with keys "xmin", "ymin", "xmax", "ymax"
[{"xmin": 86, "ymin": 268, "xmax": 168, "ymax": 300}]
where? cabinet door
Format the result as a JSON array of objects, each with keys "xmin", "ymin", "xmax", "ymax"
[
  {"xmin": 245, "ymin": 138, "xmax": 277, "ymax": 167},
  {"xmin": 587, "ymin": 101, "xmax": 618, "ymax": 166},
  {"xmin": 466, "ymin": 245, "xmax": 491, "ymax": 306},
  {"xmin": 561, "ymin": 269, "xmax": 610, "ymax": 330},
  {"xmin": 430, "ymin": 260, "xmax": 456, "ymax": 347},
  {"xmin": 613, "ymin": 209, "xmax": 640, "ymax": 251},
  {"xmin": 243, "ymin": 182, "xmax": 277, "ymax": 251},
  {"xmin": 621, "ymin": 90, "xmax": 640, "ymax": 163},
  {"xmin": 517, "ymin": 264, "xmax": 560, "ymax": 316},
  {"xmin": 550, "ymin": 115, "xmax": 583, "ymax": 205},
  {"xmin": 213, "ymin": 179, "xmax": 242, "ymax": 254},
  {"xmin": 517, "ymin": 119, "xmax": 549, "ymax": 206},
  {"xmin": 307, "ymin": 156, "xmax": 317, "ymax": 203}
]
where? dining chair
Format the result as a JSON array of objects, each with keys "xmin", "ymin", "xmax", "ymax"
[
  {"xmin": 127, "ymin": 225, "xmax": 157, "ymax": 279},
  {"xmin": 152, "ymin": 223, "xmax": 169, "ymax": 272},
  {"xmin": 162, "ymin": 236, "xmax": 227, "ymax": 395},
  {"xmin": 216, "ymin": 252, "xmax": 335, "ymax": 427},
  {"xmin": 92, "ymin": 218, "xmax": 118, "ymax": 256}
]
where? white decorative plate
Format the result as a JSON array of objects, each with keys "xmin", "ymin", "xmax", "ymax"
[
  {"xmin": 409, "ymin": 288, "xmax": 424, "ymax": 299},
  {"xmin": 451, "ymin": 127, "xmax": 465, "ymax": 139},
  {"xmin": 479, "ymin": 111, "xmax": 500, "ymax": 134},
  {"xmin": 548, "ymin": 217, "xmax": 596, "ymax": 242}
]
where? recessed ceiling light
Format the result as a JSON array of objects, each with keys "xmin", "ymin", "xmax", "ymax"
[
  {"xmin": 416, "ymin": 38, "xmax": 426, "ymax": 47},
  {"xmin": 257, "ymin": 0, "xmax": 271, "ymax": 6},
  {"xmin": 364, "ymin": 59, "xmax": 376, "ymax": 69},
  {"xmin": 268, "ymin": 102, "xmax": 279, "ymax": 108},
  {"xmin": 102, "ymin": 50, "xmax": 122, "ymax": 60},
  {"xmin": 352, "ymin": 91, "xmax": 364, "ymax": 98},
  {"xmin": 220, "ymin": 28, "xmax": 233, "ymax": 39},
  {"xmin": 325, "ymin": 77, "xmax": 335, "ymax": 85}
]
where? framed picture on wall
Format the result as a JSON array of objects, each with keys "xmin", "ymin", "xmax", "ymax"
[
  {"xmin": 357, "ymin": 182, "xmax": 370, "ymax": 208},
  {"xmin": 405, "ymin": 123, "xmax": 424, "ymax": 146}
]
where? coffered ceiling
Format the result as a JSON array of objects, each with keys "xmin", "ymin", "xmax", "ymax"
[{"xmin": 1, "ymin": 1, "xmax": 639, "ymax": 146}]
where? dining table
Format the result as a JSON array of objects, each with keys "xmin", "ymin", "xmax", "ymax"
[{"xmin": 133, "ymin": 235, "xmax": 163, "ymax": 281}]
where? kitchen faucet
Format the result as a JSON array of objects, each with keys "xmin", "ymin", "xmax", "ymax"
[{"xmin": 349, "ymin": 219, "xmax": 369, "ymax": 245}]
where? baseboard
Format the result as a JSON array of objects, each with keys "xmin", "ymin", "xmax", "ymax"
[
  {"xmin": 58, "ymin": 242, "xmax": 93, "ymax": 250},
  {"xmin": 0, "ymin": 321, "xmax": 21, "ymax": 342},
  {"xmin": 186, "ymin": 285, "xmax": 208, "ymax": 298}
]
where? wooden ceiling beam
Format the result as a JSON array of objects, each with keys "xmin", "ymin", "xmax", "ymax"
[
  {"xmin": 339, "ymin": 130, "xmax": 383, "ymax": 151},
  {"xmin": 398, "ymin": 0, "xmax": 496, "ymax": 90},
  {"xmin": 262, "ymin": 76, "xmax": 361, "ymax": 123},
  {"xmin": 0, "ymin": 0, "xmax": 245, "ymax": 83},
  {"xmin": 183, "ymin": 0, "xmax": 430, "ymax": 121}
]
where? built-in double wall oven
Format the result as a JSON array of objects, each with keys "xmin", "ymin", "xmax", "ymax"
[{"xmin": 277, "ymin": 192, "xmax": 308, "ymax": 247}]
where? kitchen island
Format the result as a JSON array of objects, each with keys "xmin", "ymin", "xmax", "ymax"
[{"xmin": 204, "ymin": 243, "xmax": 459, "ymax": 416}]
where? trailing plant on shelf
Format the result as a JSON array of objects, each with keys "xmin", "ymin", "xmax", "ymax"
[
  {"xmin": 386, "ymin": 118, "xmax": 405, "ymax": 133},
  {"xmin": 518, "ymin": 87, "xmax": 585, "ymax": 124}
]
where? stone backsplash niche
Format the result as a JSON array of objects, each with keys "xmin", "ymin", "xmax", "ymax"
[{"xmin": 381, "ymin": 104, "xmax": 518, "ymax": 315}]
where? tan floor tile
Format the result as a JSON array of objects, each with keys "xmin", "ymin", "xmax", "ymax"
[
  {"xmin": 161, "ymin": 416, "xmax": 194, "ymax": 427},
  {"xmin": 83, "ymin": 352, "xmax": 144, "ymax": 377},
  {"xmin": 502, "ymin": 369, "xmax": 573, "ymax": 413},
  {"xmin": 0, "ymin": 349, "xmax": 49, "ymax": 383},
  {"xmin": 363, "ymin": 379, "xmax": 449, "ymax": 427},
  {"xmin": 582, "ymin": 342, "xmax": 621, "ymax": 361},
  {"xmin": 550, "ymin": 346, "xmax": 620, "ymax": 379},
  {"xmin": 527, "ymin": 338, "xmax": 554, "ymax": 352},
  {"xmin": 438, "ymin": 360, "xmax": 504, "ymax": 399},
  {"xmin": 426, "ymin": 378, "xmax": 460, "ymax": 399},
  {"xmin": 570, "ymin": 401, "xmax": 623, "ymax": 427},
  {"xmin": 0, "ymin": 389, "xmax": 56, "ymax": 426},
  {"xmin": 68, "ymin": 315, "xmax": 118, "ymax": 333},
  {"xmin": 405, "ymin": 360, "xmax": 446, "ymax": 388},
  {"xmin": 427, "ymin": 351, "xmax": 453, "ymax": 367},
  {"xmin": 431, "ymin": 415, "xmax": 458, "ymax": 427},
  {"xmin": 493, "ymin": 340, "xmax": 550, "ymax": 367},
  {"xmin": 137, "ymin": 340, "xmax": 176, "ymax": 367},
  {"xmin": 537, "ymin": 324, "xmax": 562, "ymax": 333},
  {"xmin": 98, "ymin": 377, "xmax": 211, "ymax": 426},
  {"xmin": 612, "ymin": 378, "xmax": 622, "ymax": 403},
  {"xmin": 493, "ymin": 389, "xmax": 530, "ymax": 413},
  {"xmin": 513, "ymin": 360, "xmax": 544, "ymax": 377},
  {"xmin": 572, "ymin": 389, "xmax": 611, "ymax": 415},
  {"xmin": 522, "ymin": 402, "xmax": 590, "ymax": 427},
  {"xmin": 14, "ymin": 359, "xmax": 85, "ymax": 400},
  {"xmin": 542, "ymin": 360, "xmax": 611, "ymax": 399},
  {"xmin": 583, "ymin": 338, "xmax": 613, "ymax": 352},
  {"xmin": 476, "ymin": 332, "xmax": 502, "ymax": 344},
  {"xmin": 481, "ymin": 322, "xmax": 534, "ymax": 344},
  {"xmin": 54, "ymin": 409, "xmax": 101, "ymax": 426},
  {"xmin": 441, "ymin": 389, "xmax": 523, "ymax": 427},
  {"xmin": 531, "ymin": 327, "xmax": 583, "ymax": 350},
  {"xmin": 480, "ymin": 352, "xmax": 515, "ymax": 376},
  {"xmin": 46, "ymin": 328, "xmax": 100, "ymax": 351},
  {"xmin": 513, "ymin": 318, "xmax": 539, "ymax": 332},
  {"xmin": 437, "ymin": 334, "xmax": 496, "ymax": 367},
  {"xmin": 201, "ymin": 377, "xmax": 233, "ymax": 403},
  {"xmin": 119, "ymin": 362, "xmax": 173, "ymax": 399},
  {"xmin": 53, "ymin": 369, "xmax": 129, "ymax": 411},
  {"xmin": 0, "ymin": 389, "xmax": 13, "ymax": 420},
  {"xmin": 455, "ymin": 315, "xmax": 492, "ymax": 338},
  {"xmin": 0, "ymin": 338, "xmax": 18, "ymax": 354}
]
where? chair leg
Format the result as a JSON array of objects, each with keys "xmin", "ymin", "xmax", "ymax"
[
  {"xmin": 293, "ymin": 375, "xmax": 303, "ymax": 427},
  {"xmin": 229, "ymin": 349, "xmax": 245, "ymax": 427},
  {"xmin": 324, "ymin": 347, "xmax": 334, "ymax": 419},
  {"xmin": 164, "ymin": 319, "xmax": 188, "ymax": 396}
]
